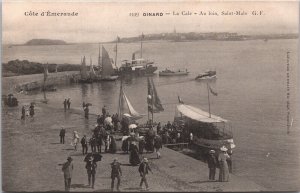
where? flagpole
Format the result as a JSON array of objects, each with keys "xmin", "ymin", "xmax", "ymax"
[{"xmin": 207, "ymin": 83, "xmax": 211, "ymax": 118}]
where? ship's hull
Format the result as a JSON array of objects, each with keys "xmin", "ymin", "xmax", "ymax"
[
  {"xmin": 159, "ymin": 71, "xmax": 189, "ymax": 76},
  {"xmin": 78, "ymin": 78, "xmax": 93, "ymax": 84},
  {"xmin": 117, "ymin": 65, "xmax": 157, "ymax": 76},
  {"xmin": 192, "ymin": 136, "xmax": 235, "ymax": 151},
  {"xmin": 195, "ymin": 74, "xmax": 217, "ymax": 80}
]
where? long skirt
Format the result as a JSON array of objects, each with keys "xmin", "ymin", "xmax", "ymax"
[
  {"xmin": 129, "ymin": 149, "xmax": 141, "ymax": 166},
  {"xmin": 122, "ymin": 139, "xmax": 129, "ymax": 153},
  {"xmin": 219, "ymin": 161, "xmax": 229, "ymax": 182},
  {"xmin": 109, "ymin": 137, "xmax": 117, "ymax": 153}
]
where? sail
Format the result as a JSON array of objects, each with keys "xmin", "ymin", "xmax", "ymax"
[
  {"xmin": 147, "ymin": 77, "xmax": 164, "ymax": 113},
  {"xmin": 123, "ymin": 91, "xmax": 143, "ymax": 119},
  {"xmin": 101, "ymin": 46, "xmax": 115, "ymax": 77},
  {"xmin": 80, "ymin": 56, "xmax": 88, "ymax": 79},
  {"xmin": 118, "ymin": 81, "xmax": 144, "ymax": 120},
  {"xmin": 98, "ymin": 45, "xmax": 102, "ymax": 74}
]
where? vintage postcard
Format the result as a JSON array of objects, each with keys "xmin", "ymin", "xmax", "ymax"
[{"xmin": 2, "ymin": 1, "xmax": 299, "ymax": 192}]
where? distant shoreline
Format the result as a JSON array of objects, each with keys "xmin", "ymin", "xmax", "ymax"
[{"xmin": 3, "ymin": 34, "xmax": 298, "ymax": 46}]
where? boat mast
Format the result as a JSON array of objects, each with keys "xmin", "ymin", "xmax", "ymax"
[
  {"xmin": 206, "ymin": 83, "xmax": 211, "ymax": 118},
  {"xmin": 140, "ymin": 33, "xmax": 143, "ymax": 58},
  {"xmin": 118, "ymin": 77, "xmax": 123, "ymax": 120},
  {"xmin": 115, "ymin": 37, "xmax": 118, "ymax": 69},
  {"xmin": 151, "ymin": 91, "xmax": 154, "ymax": 124}
]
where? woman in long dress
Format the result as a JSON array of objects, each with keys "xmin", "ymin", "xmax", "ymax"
[
  {"xmin": 109, "ymin": 135, "xmax": 117, "ymax": 153},
  {"xmin": 129, "ymin": 142, "xmax": 141, "ymax": 166},
  {"xmin": 72, "ymin": 131, "xmax": 80, "ymax": 150},
  {"xmin": 218, "ymin": 146, "xmax": 230, "ymax": 182}
]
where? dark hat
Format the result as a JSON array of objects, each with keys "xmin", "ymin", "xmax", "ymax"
[{"xmin": 67, "ymin": 157, "xmax": 73, "ymax": 161}]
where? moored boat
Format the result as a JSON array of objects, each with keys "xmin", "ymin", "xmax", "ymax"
[
  {"xmin": 159, "ymin": 68, "xmax": 189, "ymax": 76},
  {"xmin": 79, "ymin": 56, "xmax": 93, "ymax": 83},
  {"xmin": 174, "ymin": 100, "xmax": 235, "ymax": 154},
  {"xmin": 118, "ymin": 54, "xmax": 157, "ymax": 76},
  {"xmin": 195, "ymin": 70, "xmax": 216, "ymax": 80},
  {"xmin": 100, "ymin": 46, "xmax": 118, "ymax": 81}
]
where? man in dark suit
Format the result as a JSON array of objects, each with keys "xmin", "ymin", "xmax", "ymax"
[
  {"xmin": 86, "ymin": 156, "xmax": 97, "ymax": 188},
  {"xmin": 207, "ymin": 150, "xmax": 217, "ymax": 181},
  {"xmin": 60, "ymin": 128, "xmax": 66, "ymax": 144},
  {"xmin": 139, "ymin": 158, "xmax": 153, "ymax": 190},
  {"xmin": 111, "ymin": 158, "xmax": 122, "ymax": 191},
  {"xmin": 81, "ymin": 135, "xmax": 88, "ymax": 155},
  {"xmin": 62, "ymin": 157, "xmax": 73, "ymax": 191}
]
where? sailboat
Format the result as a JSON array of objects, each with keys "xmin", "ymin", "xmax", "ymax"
[
  {"xmin": 147, "ymin": 77, "xmax": 164, "ymax": 123},
  {"xmin": 100, "ymin": 46, "xmax": 118, "ymax": 81},
  {"xmin": 118, "ymin": 79, "xmax": 144, "ymax": 120},
  {"xmin": 89, "ymin": 57, "xmax": 98, "ymax": 81},
  {"xmin": 41, "ymin": 63, "xmax": 56, "ymax": 92},
  {"xmin": 79, "ymin": 56, "xmax": 93, "ymax": 83}
]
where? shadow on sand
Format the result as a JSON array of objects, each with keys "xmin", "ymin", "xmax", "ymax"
[
  {"xmin": 71, "ymin": 183, "xmax": 90, "ymax": 189},
  {"xmin": 189, "ymin": 180, "xmax": 217, "ymax": 184},
  {"xmin": 63, "ymin": 148, "xmax": 75, "ymax": 151},
  {"xmin": 93, "ymin": 188, "xmax": 111, "ymax": 192},
  {"xmin": 123, "ymin": 187, "xmax": 141, "ymax": 191}
]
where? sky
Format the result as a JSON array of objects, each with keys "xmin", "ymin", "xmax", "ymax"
[{"xmin": 2, "ymin": 1, "xmax": 299, "ymax": 44}]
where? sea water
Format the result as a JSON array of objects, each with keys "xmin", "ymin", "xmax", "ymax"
[{"xmin": 2, "ymin": 39, "xmax": 300, "ymax": 190}]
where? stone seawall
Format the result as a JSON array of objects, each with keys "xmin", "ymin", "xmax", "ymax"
[{"xmin": 2, "ymin": 71, "xmax": 80, "ymax": 94}]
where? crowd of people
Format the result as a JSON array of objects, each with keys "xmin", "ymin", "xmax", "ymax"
[{"xmin": 46, "ymin": 99, "xmax": 233, "ymax": 191}]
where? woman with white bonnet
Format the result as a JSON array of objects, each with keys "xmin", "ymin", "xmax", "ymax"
[
  {"xmin": 218, "ymin": 146, "xmax": 230, "ymax": 182},
  {"xmin": 72, "ymin": 131, "xmax": 80, "ymax": 150}
]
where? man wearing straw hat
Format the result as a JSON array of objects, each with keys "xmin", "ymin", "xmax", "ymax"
[
  {"xmin": 207, "ymin": 150, "xmax": 217, "ymax": 181},
  {"xmin": 139, "ymin": 157, "xmax": 153, "ymax": 190},
  {"xmin": 62, "ymin": 157, "xmax": 73, "ymax": 191}
]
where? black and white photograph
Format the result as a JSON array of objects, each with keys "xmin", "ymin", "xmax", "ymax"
[{"xmin": 1, "ymin": 1, "xmax": 299, "ymax": 192}]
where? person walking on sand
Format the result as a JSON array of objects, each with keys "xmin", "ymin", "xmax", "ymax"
[
  {"xmin": 111, "ymin": 158, "xmax": 122, "ymax": 192},
  {"xmin": 60, "ymin": 127, "xmax": 66, "ymax": 144},
  {"xmin": 81, "ymin": 135, "xmax": 88, "ymax": 155},
  {"xmin": 154, "ymin": 134, "xmax": 162, "ymax": 159},
  {"xmin": 84, "ymin": 105, "xmax": 89, "ymax": 119},
  {"xmin": 86, "ymin": 156, "xmax": 97, "ymax": 188},
  {"xmin": 207, "ymin": 150, "xmax": 217, "ymax": 181},
  {"xmin": 72, "ymin": 131, "xmax": 80, "ymax": 151},
  {"xmin": 67, "ymin": 98, "xmax": 71, "ymax": 109},
  {"xmin": 139, "ymin": 158, "xmax": 153, "ymax": 191},
  {"xmin": 29, "ymin": 103, "xmax": 35, "ymax": 117},
  {"xmin": 218, "ymin": 146, "xmax": 230, "ymax": 182},
  {"xmin": 63, "ymin": 99, "xmax": 67, "ymax": 112},
  {"xmin": 62, "ymin": 157, "xmax": 73, "ymax": 191},
  {"xmin": 21, "ymin": 106, "xmax": 26, "ymax": 120}
]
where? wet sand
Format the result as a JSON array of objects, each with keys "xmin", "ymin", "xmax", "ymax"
[{"xmin": 2, "ymin": 98, "xmax": 266, "ymax": 192}]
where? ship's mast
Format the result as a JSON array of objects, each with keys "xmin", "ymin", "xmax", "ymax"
[{"xmin": 115, "ymin": 37, "xmax": 118, "ymax": 69}]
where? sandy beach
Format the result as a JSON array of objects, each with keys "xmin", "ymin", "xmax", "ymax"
[{"xmin": 2, "ymin": 97, "xmax": 265, "ymax": 192}]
